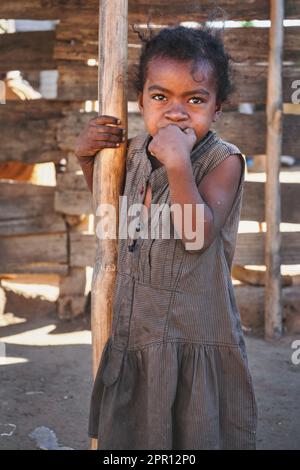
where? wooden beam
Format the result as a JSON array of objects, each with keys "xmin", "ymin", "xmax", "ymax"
[
  {"xmin": 55, "ymin": 173, "xmax": 93, "ymax": 215},
  {"xmin": 0, "ymin": 213, "xmax": 66, "ymax": 236},
  {"xmin": 214, "ymin": 112, "xmax": 300, "ymax": 157},
  {"xmin": 242, "ymin": 181, "xmax": 300, "ymax": 224},
  {"xmin": 0, "ymin": 0, "xmax": 299, "ymax": 21},
  {"xmin": 0, "ymin": 181, "xmax": 57, "ymax": 220},
  {"xmin": 0, "ymin": 263, "xmax": 68, "ymax": 276},
  {"xmin": 54, "ymin": 26, "xmax": 300, "ymax": 64},
  {"xmin": 0, "ymin": 233, "xmax": 68, "ymax": 274},
  {"xmin": 90, "ymin": 0, "xmax": 128, "ymax": 450},
  {"xmin": 0, "ymin": 31, "xmax": 55, "ymax": 71},
  {"xmin": 0, "ymin": 100, "xmax": 80, "ymax": 164},
  {"xmin": 234, "ymin": 233, "xmax": 300, "ymax": 266},
  {"xmin": 264, "ymin": 0, "xmax": 284, "ymax": 340}
]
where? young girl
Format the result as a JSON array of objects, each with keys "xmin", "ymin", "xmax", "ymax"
[{"xmin": 75, "ymin": 25, "xmax": 258, "ymax": 450}]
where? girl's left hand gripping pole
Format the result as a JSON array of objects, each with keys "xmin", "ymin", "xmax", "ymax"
[{"xmin": 90, "ymin": 0, "xmax": 128, "ymax": 450}]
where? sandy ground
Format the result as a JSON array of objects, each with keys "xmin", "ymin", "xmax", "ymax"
[{"xmin": 0, "ymin": 307, "xmax": 299, "ymax": 450}]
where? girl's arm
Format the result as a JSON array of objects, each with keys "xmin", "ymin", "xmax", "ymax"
[
  {"xmin": 75, "ymin": 154, "xmax": 95, "ymax": 194},
  {"xmin": 166, "ymin": 154, "xmax": 244, "ymax": 253},
  {"xmin": 75, "ymin": 115, "xmax": 126, "ymax": 194}
]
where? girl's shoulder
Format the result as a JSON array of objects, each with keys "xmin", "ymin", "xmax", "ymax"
[{"xmin": 193, "ymin": 130, "xmax": 246, "ymax": 178}]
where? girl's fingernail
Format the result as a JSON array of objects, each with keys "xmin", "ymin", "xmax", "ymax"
[
  {"xmin": 117, "ymin": 119, "xmax": 121, "ymax": 124},
  {"xmin": 116, "ymin": 143, "xmax": 120, "ymax": 146}
]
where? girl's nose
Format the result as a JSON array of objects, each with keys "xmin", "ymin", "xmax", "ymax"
[{"xmin": 164, "ymin": 105, "xmax": 188, "ymax": 122}]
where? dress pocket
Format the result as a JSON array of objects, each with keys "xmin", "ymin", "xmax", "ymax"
[{"xmin": 100, "ymin": 338, "xmax": 125, "ymax": 387}]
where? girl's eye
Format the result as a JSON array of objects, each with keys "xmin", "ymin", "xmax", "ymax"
[
  {"xmin": 189, "ymin": 97, "xmax": 204, "ymax": 104},
  {"xmin": 151, "ymin": 94, "xmax": 166, "ymax": 101}
]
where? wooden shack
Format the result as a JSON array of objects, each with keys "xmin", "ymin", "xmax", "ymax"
[{"xmin": 0, "ymin": 1, "xmax": 299, "ymax": 336}]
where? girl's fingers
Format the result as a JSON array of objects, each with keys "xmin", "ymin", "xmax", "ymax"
[
  {"xmin": 92, "ymin": 115, "xmax": 121, "ymax": 125},
  {"xmin": 94, "ymin": 133, "xmax": 125, "ymax": 142},
  {"xmin": 91, "ymin": 124, "xmax": 125, "ymax": 137}
]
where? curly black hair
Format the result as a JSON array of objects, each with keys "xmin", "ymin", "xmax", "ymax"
[{"xmin": 131, "ymin": 24, "xmax": 235, "ymax": 104}]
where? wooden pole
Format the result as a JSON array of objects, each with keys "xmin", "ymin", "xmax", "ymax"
[
  {"xmin": 264, "ymin": 0, "xmax": 284, "ymax": 340},
  {"xmin": 90, "ymin": 0, "xmax": 128, "ymax": 449}
]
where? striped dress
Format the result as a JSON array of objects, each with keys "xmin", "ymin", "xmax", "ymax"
[{"xmin": 88, "ymin": 129, "xmax": 258, "ymax": 450}]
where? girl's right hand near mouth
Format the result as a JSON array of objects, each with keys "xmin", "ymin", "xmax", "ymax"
[{"xmin": 75, "ymin": 115, "xmax": 126, "ymax": 161}]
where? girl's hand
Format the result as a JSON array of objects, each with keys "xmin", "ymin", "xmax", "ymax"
[
  {"xmin": 75, "ymin": 115, "xmax": 126, "ymax": 161},
  {"xmin": 148, "ymin": 124, "xmax": 197, "ymax": 169}
]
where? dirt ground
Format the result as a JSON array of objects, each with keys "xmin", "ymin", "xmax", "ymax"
[{"xmin": 0, "ymin": 304, "xmax": 299, "ymax": 451}]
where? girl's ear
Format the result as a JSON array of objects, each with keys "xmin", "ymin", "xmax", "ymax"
[
  {"xmin": 213, "ymin": 102, "xmax": 222, "ymax": 123},
  {"xmin": 137, "ymin": 92, "xmax": 144, "ymax": 115}
]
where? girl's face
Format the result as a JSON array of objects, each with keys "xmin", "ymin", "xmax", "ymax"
[{"xmin": 138, "ymin": 56, "xmax": 222, "ymax": 146}]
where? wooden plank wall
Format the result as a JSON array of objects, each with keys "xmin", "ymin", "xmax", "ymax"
[{"xmin": 0, "ymin": 0, "xmax": 299, "ymax": 285}]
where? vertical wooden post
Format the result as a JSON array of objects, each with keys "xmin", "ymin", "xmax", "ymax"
[
  {"xmin": 90, "ymin": 0, "xmax": 128, "ymax": 449},
  {"xmin": 264, "ymin": 0, "xmax": 284, "ymax": 340}
]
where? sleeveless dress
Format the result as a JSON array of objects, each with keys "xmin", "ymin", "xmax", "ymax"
[{"xmin": 88, "ymin": 129, "xmax": 258, "ymax": 450}]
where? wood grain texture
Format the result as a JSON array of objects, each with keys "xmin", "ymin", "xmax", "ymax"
[
  {"xmin": 0, "ymin": 100, "xmax": 81, "ymax": 163},
  {"xmin": 264, "ymin": 0, "xmax": 284, "ymax": 339},
  {"xmin": 91, "ymin": 0, "xmax": 128, "ymax": 393},
  {"xmin": 0, "ymin": 0, "xmax": 299, "ymax": 20},
  {"xmin": 0, "ymin": 31, "xmax": 55, "ymax": 71},
  {"xmin": 54, "ymin": 26, "xmax": 300, "ymax": 63},
  {"xmin": 0, "ymin": 233, "xmax": 68, "ymax": 274}
]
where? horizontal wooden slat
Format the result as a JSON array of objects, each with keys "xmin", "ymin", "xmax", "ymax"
[
  {"xmin": 57, "ymin": 63, "xmax": 98, "ymax": 101},
  {"xmin": 0, "ymin": 0, "xmax": 299, "ymax": 20},
  {"xmin": 70, "ymin": 232, "xmax": 96, "ymax": 267},
  {"xmin": 56, "ymin": 172, "xmax": 90, "ymax": 191},
  {"xmin": 54, "ymin": 27, "xmax": 300, "ymax": 64},
  {"xmin": 0, "ymin": 213, "xmax": 66, "ymax": 236},
  {"xmin": 0, "ymin": 180, "xmax": 66, "ymax": 235},
  {"xmin": 0, "ymin": 98, "xmax": 81, "ymax": 120},
  {"xmin": 242, "ymin": 181, "xmax": 300, "ymax": 223},
  {"xmin": 0, "ymin": 233, "xmax": 68, "ymax": 274},
  {"xmin": 55, "ymin": 173, "xmax": 92, "ymax": 215},
  {"xmin": 234, "ymin": 232, "xmax": 300, "ymax": 265},
  {"xmin": 0, "ymin": 181, "xmax": 56, "ymax": 219},
  {"xmin": 0, "ymin": 31, "xmax": 55, "ymax": 71},
  {"xmin": 70, "ymin": 231, "xmax": 300, "ymax": 267},
  {"xmin": 214, "ymin": 112, "xmax": 300, "ymax": 157},
  {"xmin": 231, "ymin": 64, "xmax": 300, "ymax": 104},
  {"xmin": 0, "ymin": 100, "xmax": 81, "ymax": 164},
  {"xmin": 0, "ymin": 263, "xmax": 68, "ymax": 276},
  {"xmin": 57, "ymin": 61, "xmax": 140, "ymax": 101}
]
